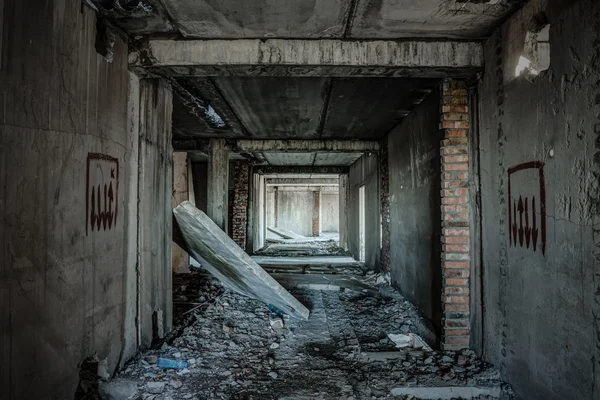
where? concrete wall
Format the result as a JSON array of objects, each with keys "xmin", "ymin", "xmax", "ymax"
[
  {"xmin": 348, "ymin": 154, "xmax": 380, "ymax": 269},
  {"xmin": 478, "ymin": 0, "xmax": 600, "ymax": 398},
  {"xmin": 172, "ymin": 152, "xmax": 190, "ymax": 273},
  {"xmin": 321, "ymin": 192, "xmax": 340, "ymax": 232},
  {"xmin": 276, "ymin": 188, "xmax": 315, "ymax": 236},
  {"xmin": 0, "ymin": 2, "xmax": 155, "ymax": 398},
  {"xmin": 138, "ymin": 79, "xmax": 173, "ymax": 348},
  {"xmin": 387, "ymin": 90, "xmax": 443, "ymax": 334},
  {"xmin": 192, "ymin": 163, "xmax": 208, "ymax": 212}
]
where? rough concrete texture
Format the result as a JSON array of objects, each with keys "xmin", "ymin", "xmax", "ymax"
[
  {"xmin": 207, "ymin": 139, "xmax": 229, "ymax": 231},
  {"xmin": 387, "ymin": 89, "xmax": 443, "ymax": 338},
  {"xmin": 173, "ymin": 152, "xmax": 190, "ymax": 273},
  {"xmin": 348, "ymin": 153, "xmax": 381, "ymax": 270},
  {"xmin": 274, "ymin": 188, "xmax": 318, "ymax": 237},
  {"xmin": 0, "ymin": 2, "xmax": 138, "ymax": 398},
  {"xmin": 321, "ymin": 192, "xmax": 340, "ymax": 232},
  {"xmin": 138, "ymin": 79, "xmax": 174, "ymax": 348},
  {"xmin": 351, "ymin": 0, "xmax": 527, "ymax": 39},
  {"xmin": 130, "ymin": 39, "xmax": 483, "ymax": 71},
  {"xmin": 478, "ymin": 0, "xmax": 600, "ymax": 398},
  {"xmin": 174, "ymin": 202, "xmax": 309, "ymax": 320}
]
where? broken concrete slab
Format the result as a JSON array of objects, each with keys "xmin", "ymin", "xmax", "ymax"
[
  {"xmin": 252, "ymin": 256, "xmax": 361, "ymax": 268},
  {"xmin": 270, "ymin": 273, "xmax": 381, "ymax": 297},
  {"xmin": 389, "ymin": 386, "xmax": 501, "ymax": 399},
  {"xmin": 173, "ymin": 201, "xmax": 309, "ymax": 320},
  {"xmin": 267, "ymin": 226, "xmax": 306, "ymax": 240}
]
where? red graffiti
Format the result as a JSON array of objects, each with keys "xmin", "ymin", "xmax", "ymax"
[
  {"xmin": 86, "ymin": 153, "xmax": 119, "ymax": 235},
  {"xmin": 508, "ymin": 161, "xmax": 546, "ymax": 255}
]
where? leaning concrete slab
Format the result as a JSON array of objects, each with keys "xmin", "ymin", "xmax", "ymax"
[
  {"xmin": 173, "ymin": 202, "xmax": 309, "ymax": 320},
  {"xmin": 267, "ymin": 226, "xmax": 306, "ymax": 240}
]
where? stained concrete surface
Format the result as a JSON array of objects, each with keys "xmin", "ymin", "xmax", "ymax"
[
  {"xmin": 174, "ymin": 202, "xmax": 309, "ymax": 320},
  {"xmin": 348, "ymin": 153, "xmax": 381, "ymax": 270},
  {"xmin": 477, "ymin": 0, "xmax": 600, "ymax": 399},
  {"xmin": 114, "ymin": 274, "xmax": 517, "ymax": 399},
  {"xmin": 387, "ymin": 89, "xmax": 443, "ymax": 332}
]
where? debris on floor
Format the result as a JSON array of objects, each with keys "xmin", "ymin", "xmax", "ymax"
[
  {"xmin": 114, "ymin": 274, "xmax": 517, "ymax": 400},
  {"xmin": 173, "ymin": 202, "xmax": 309, "ymax": 320}
]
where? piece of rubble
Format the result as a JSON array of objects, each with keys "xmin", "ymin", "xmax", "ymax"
[
  {"xmin": 145, "ymin": 381, "xmax": 165, "ymax": 394},
  {"xmin": 173, "ymin": 202, "xmax": 309, "ymax": 320},
  {"xmin": 99, "ymin": 379, "xmax": 140, "ymax": 400}
]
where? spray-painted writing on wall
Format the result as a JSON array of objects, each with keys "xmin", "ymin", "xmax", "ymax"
[
  {"xmin": 508, "ymin": 161, "xmax": 546, "ymax": 255},
  {"xmin": 86, "ymin": 153, "xmax": 119, "ymax": 235}
]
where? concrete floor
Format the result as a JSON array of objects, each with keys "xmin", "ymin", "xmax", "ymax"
[{"xmin": 110, "ymin": 274, "xmax": 516, "ymax": 400}]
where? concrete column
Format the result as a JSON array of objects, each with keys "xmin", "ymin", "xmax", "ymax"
[
  {"xmin": 339, "ymin": 174, "xmax": 349, "ymax": 249},
  {"xmin": 273, "ymin": 186, "xmax": 279, "ymax": 227},
  {"xmin": 207, "ymin": 139, "xmax": 229, "ymax": 231},
  {"xmin": 312, "ymin": 187, "xmax": 322, "ymax": 237},
  {"xmin": 172, "ymin": 152, "xmax": 190, "ymax": 273}
]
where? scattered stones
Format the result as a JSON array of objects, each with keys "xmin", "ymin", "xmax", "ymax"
[{"xmin": 111, "ymin": 274, "xmax": 515, "ymax": 399}]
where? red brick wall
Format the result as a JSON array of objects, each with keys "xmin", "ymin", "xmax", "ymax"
[
  {"xmin": 440, "ymin": 80, "xmax": 471, "ymax": 351},
  {"xmin": 231, "ymin": 161, "xmax": 250, "ymax": 249}
]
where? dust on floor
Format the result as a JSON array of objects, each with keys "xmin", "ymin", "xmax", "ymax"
[{"xmin": 110, "ymin": 275, "xmax": 516, "ymax": 400}]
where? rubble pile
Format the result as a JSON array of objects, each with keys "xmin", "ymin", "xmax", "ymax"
[{"xmin": 113, "ymin": 275, "xmax": 517, "ymax": 400}]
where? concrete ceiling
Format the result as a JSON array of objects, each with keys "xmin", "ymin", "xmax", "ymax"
[
  {"xmin": 111, "ymin": 0, "xmax": 526, "ymax": 40},
  {"xmin": 187, "ymin": 151, "xmax": 363, "ymax": 166},
  {"xmin": 172, "ymin": 77, "xmax": 439, "ymax": 140}
]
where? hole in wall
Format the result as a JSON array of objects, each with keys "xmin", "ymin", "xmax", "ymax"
[{"xmin": 515, "ymin": 13, "xmax": 551, "ymax": 78}]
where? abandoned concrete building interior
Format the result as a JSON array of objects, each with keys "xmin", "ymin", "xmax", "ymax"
[{"xmin": 1, "ymin": 0, "xmax": 600, "ymax": 399}]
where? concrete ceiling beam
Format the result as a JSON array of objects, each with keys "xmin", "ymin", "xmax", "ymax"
[
  {"xmin": 255, "ymin": 166, "xmax": 349, "ymax": 175},
  {"xmin": 172, "ymin": 139, "xmax": 380, "ymax": 152},
  {"xmin": 266, "ymin": 178, "xmax": 339, "ymax": 186},
  {"xmin": 130, "ymin": 39, "xmax": 483, "ymax": 78}
]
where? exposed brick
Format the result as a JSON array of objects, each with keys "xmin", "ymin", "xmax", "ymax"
[
  {"xmin": 442, "ymin": 162, "xmax": 468, "ymax": 171},
  {"xmin": 442, "ymin": 181, "xmax": 469, "ymax": 189},
  {"xmin": 442, "ymin": 121, "xmax": 469, "ymax": 129},
  {"xmin": 443, "ymin": 228, "xmax": 470, "ymax": 236},
  {"xmin": 442, "ymin": 105, "xmax": 469, "ymax": 113},
  {"xmin": 442, "ymin": 188, "xmax": 469, "ymax": 197},
  {"xmin": 444, "ymin": 319, "xmax": 469, "ymax": 328},
  {"xmin": 442, "ymin": 197, "xmax": 468, "ymax": 205},
  {"xmin": 444, "ymin": 129, "xmax": 468, "ymax": 138},
  {"xmin": 441, "ymin": 138, "xmax": 468, "ymax": 147},
  {"xmin": 442, "ymin": 89, "xmax": 468, "ymax": 97},
  {"xmin": 443, "ymin": 252, "xmax": 470, "ymax": 261},
  {"xmin": 444, "ymin": 304, "xmax": 470, "ymax": 312},
  {"xmin": 442, "ymin": 146, "xmax": 468, "ymax": 155},
  {"xmin": 443, "ymin": 336, "xmax": 470, "ymax": 345},
  {"xmin": 444, "ymin": 287, "xmax": 469, "ymax": 296},
  {"xmin": 444, "ymin": 244, "xmax": 470, "ymax": 253},
  {"xmin": 445, "ymin": 279, "xmax": 468, "ymax": 287},
  {"xmin": 444, "ymin": 237, "xmax": 470, "ymax": 245},
  {"xmin": 230, "ymin": 161, "xmax": 250, "ymax": 249},
  {"xmin": 443, "ymin": 261, "xmax": 470, "ymax": 269},
  {"xmin": 443, "ymin": 155, "xmax": 469, "ymax": 163},
  {"xmin": 445, "ymin": 329, "xmax": 470, "ymax": 336},
  {"xmin": 442, "ymin": 213, "xmax": 469, "ymax": 221},
  {"xmin": 442, "ymin": 96, "xmax": 468, "ymax": 105},
  {"xmin": 444, "ymin": 295, "xmax": 469, "ymax": 304},
  {"xmin": 442, "ymin": 113, "xmax": 469, "ymax": 121},
  {"xmin": 444, "ymin": 269, "xmax": 469, "ymax": 279}
]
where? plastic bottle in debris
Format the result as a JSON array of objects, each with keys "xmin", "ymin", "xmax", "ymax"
[{"xmin": 156, "ymin": 358, "xmax": 189, "ymax": 369}]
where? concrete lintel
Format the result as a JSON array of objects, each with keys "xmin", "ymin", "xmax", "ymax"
[
  {"xmin": 130, "ymin": 39, "xmax": 483, "ymax": 77},
  {"xmin": 234, "ymin": 139, "xmax": 379, "ymax": 153},
  {"xmin": 266, "ymin": 178, "xmax": 339, "ymax": 186},
  {"xmin": 255, "ymin": 166, "xmax": 349, "ymax": 175},
  {"xmin": 173, "ymin": 138, "xmax": 379, "ymax": 153}
]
